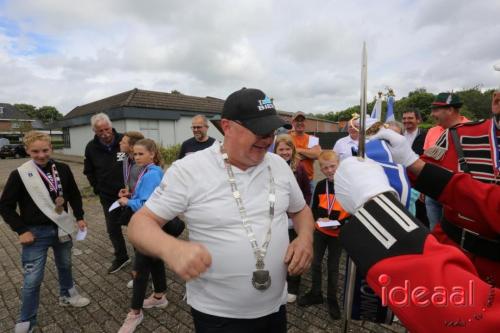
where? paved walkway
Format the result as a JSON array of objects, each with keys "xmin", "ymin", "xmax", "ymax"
[{"xmin": 0, "ymin": 157, "xmax": 406, "ymax": 333}]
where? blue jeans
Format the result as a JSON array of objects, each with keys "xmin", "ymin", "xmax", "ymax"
[
  {"xmin": 425, "ymin": 196, "xmax": 443, "ymax": 231},
  {"xmin": 19, "ymin": 225, "xmax": 74, "ymax": 327}
]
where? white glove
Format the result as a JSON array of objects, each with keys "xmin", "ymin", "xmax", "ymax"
[
  {"xmin": 370, "ymin": 128, "xmax": 419, "ymax": 167},
  {"xmin": 334, "ymin": 157, "xmax": 396, "ymax": 214}
]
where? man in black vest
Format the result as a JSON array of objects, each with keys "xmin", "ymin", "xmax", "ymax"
[
  {"xmin": 402, "ymin": 109, "xmax": 429, "ymax": 227},
  {"xmin": 402, "ymin": 109, "xmax": 427, "ymax": 156},
  {"xmin": 84, "ymin": 113, "xmax": 130, "ymax": 273}
]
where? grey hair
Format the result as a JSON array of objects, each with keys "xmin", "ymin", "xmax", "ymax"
[
  {"xmin": 192, "ymin": 114, "xmax": 209, "ymax": 126},
  {"xmin": 90, "ymin": 113, "xmax": 112, "ymax": 131},
  {"xmin": 385, "ymin": 120, "xmax": 404, "ymax": 134}
]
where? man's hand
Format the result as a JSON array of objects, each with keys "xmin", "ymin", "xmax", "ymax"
[
  {"xmin": 19, "ymin": 231, "xmax": 35, "ymax": 245},
  {"xmin": 76, "ymin": 220, "xmax": 87, "ymax": 231},
  {"xmin": 284, "ymin": 234, "xmax": 312, "ymax": 276},
  {"xmin": 118, "ymin": 197, "xmax": 129, "ymax": 206},
  {"xmin": 118, "ymin": 188, "xmax": 130, "ymax": 198},
  {"xmin": 162, "ymin": 239, "xmax": 212, "ymax": 281},
  {"xmin": 296, "ymin": 145, "xmax": 321, "ymax": 160}
]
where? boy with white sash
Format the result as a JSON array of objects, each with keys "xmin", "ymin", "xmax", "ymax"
[{"xmin": 0, "ymin": 131, "xmax": 90, "ymax": 333}]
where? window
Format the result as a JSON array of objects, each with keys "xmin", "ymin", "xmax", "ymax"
[
  {"xmin": 63, "ymin": 128, "xmax": 71, "ymax": 148},
  {"xmin": 139, "ymin": 120, "xmax": 160, "ymax": 143}
]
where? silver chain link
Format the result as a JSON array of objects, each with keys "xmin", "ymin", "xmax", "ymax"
[{"xmin": 221, "ymin": 146, "xmax": 275, "ymax": 270}]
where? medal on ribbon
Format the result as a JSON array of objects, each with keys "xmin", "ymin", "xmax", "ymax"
[{"xmin": 34, "ymin": 161, "xmax": 65, "ymax": 214}]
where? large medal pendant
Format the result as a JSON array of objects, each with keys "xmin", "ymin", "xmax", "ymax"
[
  {"xmin": 55, "ymin": 196, "xmax": 65, "ymax": 215},
  {"xmin": 55, "ymin": 196, "xmax": 65, "ymax": 206},
  {"xmin": 252, "ymin": 270, "xmax": 271, "ymax": 290}
]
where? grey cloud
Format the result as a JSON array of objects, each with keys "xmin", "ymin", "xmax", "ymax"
[{"xmin": 1, "ymin": 0, "xmax": 499, "ymax": 115}]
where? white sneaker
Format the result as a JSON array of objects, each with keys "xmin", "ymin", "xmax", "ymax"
[
  {"xmin": 14, "ymin": 322, "xmax": 32, "ymax": 333},
  {"xmin": 118, "ymin": 311, "xmax": 144, "ymax": 333},
  {"xmin": 287, "ymin": 293, "xmax": 297, "ymax": 303},
  {"xmin": 59, "ymin": 287, "xmax": 90, "ymax": 307}
]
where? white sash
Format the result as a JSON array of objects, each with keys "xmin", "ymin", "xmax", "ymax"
[{"xmin": 18, "ymin": 161, "xmax": 77, "ymax": 240}]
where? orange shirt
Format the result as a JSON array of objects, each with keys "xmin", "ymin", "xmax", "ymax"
[
  {"xmin": 423, "ymin": 116, "xmax": 470, "ymax": 150},
  {"xmin": 290, "ymin": 132, "xmax": 314, "ymax": 180},
  {"xmin": 314, "ymin": 196, "xmax": 349, "ymax": 237},
  {"xmin": 311, "ymin": 179, "xmax": 350, "ymax": 237}
]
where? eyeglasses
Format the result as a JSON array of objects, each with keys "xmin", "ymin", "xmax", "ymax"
[{"xmin": 191, "ymin": 126, "xmax": 206, "ymax": 130}]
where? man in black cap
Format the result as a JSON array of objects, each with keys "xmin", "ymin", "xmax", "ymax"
[{"xmin": 127, "ymin": 88, "xmax": 315, "ymax": 333}]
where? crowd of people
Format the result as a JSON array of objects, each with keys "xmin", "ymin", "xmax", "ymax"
[{"xmin": 0, "ymin": 87, "xmax": 498, "ymax": 333}]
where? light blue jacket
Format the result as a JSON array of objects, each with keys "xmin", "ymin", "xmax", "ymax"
[{"xmin": 127, "ymin": 164, "xmax": 163, "ymax": 212}]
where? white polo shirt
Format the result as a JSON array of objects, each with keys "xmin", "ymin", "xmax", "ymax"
[
  {"xmin": 333, "ymin": 135, "xmax": 359, "ymax": 161},
  {"xmin": 404, "ymin": 129, "xmax": 418, "ymax": 146},
  {"xmin": 146, "ymin": 141, "xmax": 306, "ymax": 318}
]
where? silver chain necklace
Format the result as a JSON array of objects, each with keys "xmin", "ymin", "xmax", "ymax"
[{"xmin": 221, "ymin": 145, "xmax": 275, "ymax": 291}]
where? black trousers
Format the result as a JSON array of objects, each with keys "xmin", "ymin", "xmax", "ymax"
[
  {"xmin": 99, "ymin": 196, "xmax": 128, "ymax": 261},
  {"xmin": 287, "ymin": 229, "xmax": 301, "ymax": 295},
  {"xmin": 131, "ymin": 250, "xmax": 167, "ymax": 310},
  {"xmin": 310, "ymin": 229, "xmax": 342, "ymax": 303},
  {"xmin": 191, "ymin": 305, "xmax": 287, "ymax": 333}
]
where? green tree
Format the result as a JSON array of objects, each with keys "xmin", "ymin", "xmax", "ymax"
[
  {"xmin": 394, "ymin": 88, "xmax": 435, "ymax": 122},
  {"xmin": 14, "ymin": 103, "xmax": 37, "ymax": 118},
  {"xmin": 457, "ymin": 87, "xmax": 494, "ymax": 121},
  {"xmin": 14, "ymin": 104, "xmax": 64, "ymax": 125},
  {"xmin": 313, "ymin": 86, "xmax": 495, "ymax": 125},
  {"xmin": 36, "ymin": 106, "xmax": 63, "ymax": 125}
]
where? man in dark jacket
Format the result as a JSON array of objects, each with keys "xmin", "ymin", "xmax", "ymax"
[
  {"xmin": 402, "ymin": 109, "xmax": 427, "ymax": 156},
  {"xmin": 402, "ymin": 109, "xmax": 429, "ymax": 227},
  {"xmin": 84, "ymin": 113, "xmax": 129, "ymax": 273}
]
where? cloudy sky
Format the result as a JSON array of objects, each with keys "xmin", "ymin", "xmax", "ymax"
[{"xmin": 1, "ymin": 0, "xmax": 499, "ymax": 115}]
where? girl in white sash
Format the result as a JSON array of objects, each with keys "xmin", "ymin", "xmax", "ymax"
[{"xmin": 0, "ymin": 131, "xmax": 90, "ymax": 333}]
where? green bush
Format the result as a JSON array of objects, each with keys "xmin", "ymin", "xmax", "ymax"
[
  {"xmin": 419, "ymin": 123, "xmax": 435, "ymax": 130},
  {"xmin": 160, "ymin": 144, "xmax": 181, "ymax": 167}
]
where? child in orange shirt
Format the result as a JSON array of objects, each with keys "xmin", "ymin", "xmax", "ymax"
[{"xmin": 297, "ymin": 151, "xmax": 348, "ymax": 320}]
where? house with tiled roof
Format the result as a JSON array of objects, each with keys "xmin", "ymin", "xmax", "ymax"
[
  {"xmin": 0, "ymin": 103, "xmax": 40, "ymax": 142},
  {"xmin": 58, "ymin": 88, "xmax": 340, "ymax": 156}
]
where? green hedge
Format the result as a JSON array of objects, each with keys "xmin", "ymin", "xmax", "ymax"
[{"xmin": 160, "ymin": 144, "xmax": 181, "ymax": 167}]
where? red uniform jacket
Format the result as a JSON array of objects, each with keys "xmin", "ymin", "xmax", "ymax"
[
  {"xmin": 421, "ymin": 118, "xmax": 500, "ymax": 284},
  {"xmin": 339, "ymin": 163, "xmax": 500, "ymax": 332}
]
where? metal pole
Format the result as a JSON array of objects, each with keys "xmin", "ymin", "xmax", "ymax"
[{"xmin": 342, "ymin": 41, "xmax": 368, "ymax": 333}]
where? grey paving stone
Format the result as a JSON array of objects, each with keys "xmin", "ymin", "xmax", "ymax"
[{"xmin": 0, "ymin": 158, "xmax": 405, "ymax": 332}]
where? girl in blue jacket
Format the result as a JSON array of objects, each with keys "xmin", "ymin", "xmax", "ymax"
[{"xmin": 117, "ymin": 139, "xmax": 167, "ymax": 333}]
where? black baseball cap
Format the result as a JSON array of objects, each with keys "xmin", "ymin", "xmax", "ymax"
[{"xmin": 222, "ymin": 88, "xmax": 291, "ymax": 136}]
